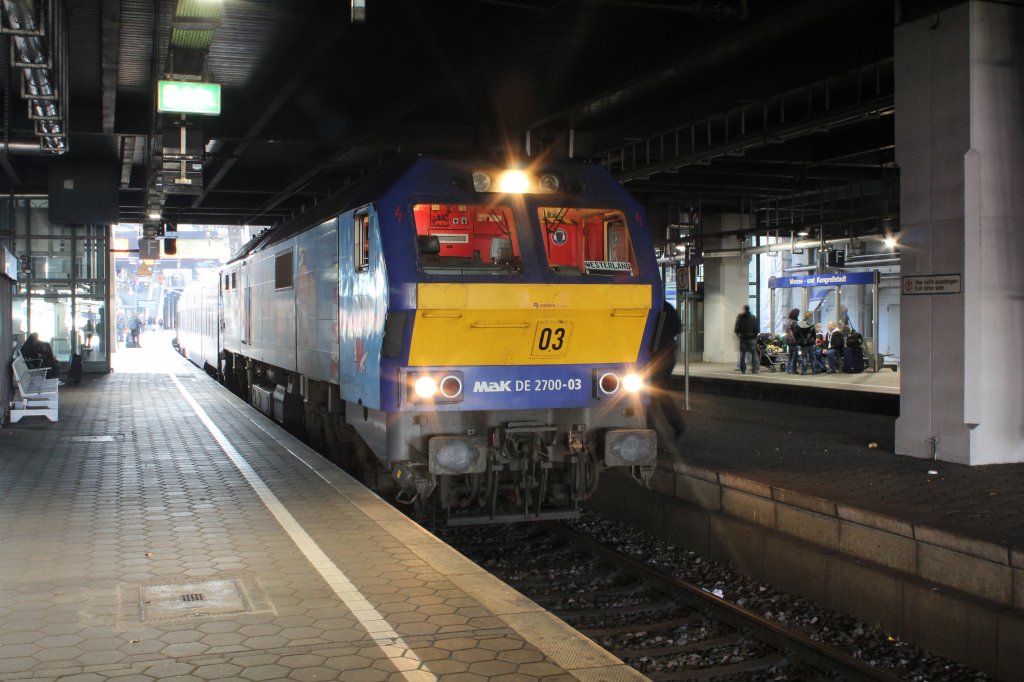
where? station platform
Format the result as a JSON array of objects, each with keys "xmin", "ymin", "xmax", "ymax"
[
  {"xmin": 673, "ymin": 361, "xmax": 899, "ymax": 415},
  {"xmin": 0, "ymin": 332, "xmax": 642, "ymax": 681},
  {"xmin": 589, "ymin": 390, "xmax": 1024, "ymax": 679}
]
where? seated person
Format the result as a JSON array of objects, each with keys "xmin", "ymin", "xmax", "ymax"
[
  {"xmin": 20, "ymin": 332, "xmax": 44, "ymax": 363},
  {"xmin": 20, "ymin": 332, "xmax": 61, "ymax": 380},
  {"xmin": 813, "ymin": 333, "xmax": 828, "ymax": 372}
]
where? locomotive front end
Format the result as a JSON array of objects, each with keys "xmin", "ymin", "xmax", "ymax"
[{"xmin": 363, "ymin": 159, "xmax": 662, "ymax": 524}]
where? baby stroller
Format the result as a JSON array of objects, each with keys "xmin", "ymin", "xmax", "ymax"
[{"xmin": 757, "ymin": 333, "xmax": 785, "ymax": 372}]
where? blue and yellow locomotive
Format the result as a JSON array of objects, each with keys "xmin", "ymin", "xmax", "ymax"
[{"xmin": 178, "ymin": 155, "xmax": 664, "ymax": 523}]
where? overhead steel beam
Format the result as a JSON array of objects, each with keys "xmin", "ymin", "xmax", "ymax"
[
  {"xmin": 526, "ymin": 0, "xmax": 869, "ymax": 132},
  {"xmin": 598, "ymin": 59, "xmax": 894, "ymax": 183},
  {"xmin": 100, "ymin": 0, "xmax": 119, "ymax": 135},
  {"xmin": 0, "ymin": 155, "xmax": 21, "ymax": 185},
  {"xmin": 191, "ymin": 0, "xmax": 347, "ymax": 210}
]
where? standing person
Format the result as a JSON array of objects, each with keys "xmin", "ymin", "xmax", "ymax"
[
  {"xmin": 796, "ymin": 312, "xmax": 817, "ymax": 374},
  {"xmin": 83, "ymin": 318, "xmax": 94, "ymax": 349},
  {"xmin": 784, "ymin": 308, "xmax": 800, "ymax": 374},
  {"xmin": 129, "ymin": 315, "xmax": 141, "ymax": 348},
  {"xmin": 827, "ymin": 321, "xmax": 845, "ymax": 373},
  {"xmin": 733, "ymin": 305, "xmax": 759, "ymax": 374},
  {"xmin": 647, "ymin": 299, "xmax": 686, "ymax": 450},
  {"xmin": 843, "ymin": 326, "xmax": 864, "ymax": 373}
]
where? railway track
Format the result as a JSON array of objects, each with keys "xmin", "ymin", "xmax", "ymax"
[{"xmin": 442, "ymin": 521, "xmax": 907, "ymax": 681}]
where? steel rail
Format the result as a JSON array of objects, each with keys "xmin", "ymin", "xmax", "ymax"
[{"xmin": 541, "ymin": 521, "xmax": 905, "ymax": 682}]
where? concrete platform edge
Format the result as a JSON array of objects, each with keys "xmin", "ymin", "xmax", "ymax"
[
  {"xmin": 588, "ymin": 464, "xmax": 1024, "ymax": 681},
  {"xmin": 203, "ymin": 377, "xmax": 642, "ymax": 680},
  {"xmin": 680, "ymin": 375, "xmax": 900, "ymax": 416}
]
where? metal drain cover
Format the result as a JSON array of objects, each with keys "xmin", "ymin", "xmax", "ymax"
[
  {"xmin": 64, "ymin": 435, "xmax": 124, "ymax": 443},
  {"xmin": 141, "ymin": 579, "xmax": 247, "ymax": 620}
]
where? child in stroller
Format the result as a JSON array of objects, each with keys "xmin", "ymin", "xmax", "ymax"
[{"xmin": 757, "ymin": 333, "xmax": 786, "ymax": 372}]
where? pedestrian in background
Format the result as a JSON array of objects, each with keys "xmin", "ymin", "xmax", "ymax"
[
  {"xmin": 734, "ymin": 305, "xmax": 760, "ymax": 374},
  {"xmin": 796, "ymin": 311, "xmax": 817, "ymax": 374},
  {"xmin": 648, "ymin": 300, "xmax": 687, "ymax": 451},
  {"xmin": 784, "ymin": 308, "xmax": 800, "ymax": 373}
]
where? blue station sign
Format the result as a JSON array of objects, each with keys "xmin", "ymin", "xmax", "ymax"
[{"xmin": 768, "ymin": 271, "xmax": 876, "ymax": 289}]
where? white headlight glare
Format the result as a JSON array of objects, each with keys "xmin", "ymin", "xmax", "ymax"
[
  {"xmin": 414, "ymin": 375, "xmax": 437, "ymax": 399},
  {"xmin": 623, "ymin": 373, "xmax": 643, "ymax": 393},
  {"xmin": 497, "ymin": 170, "xmax": 530, "ymax": 194}
]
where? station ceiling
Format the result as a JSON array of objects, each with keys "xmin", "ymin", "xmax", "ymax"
[{"xmin": 0, "ymin": 0, "xmax": 952, "ymax": 238}]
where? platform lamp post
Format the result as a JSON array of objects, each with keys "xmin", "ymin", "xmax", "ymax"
[{"xmin": 676, "ymin": 265, "xmax": 691, "ymax": 411}]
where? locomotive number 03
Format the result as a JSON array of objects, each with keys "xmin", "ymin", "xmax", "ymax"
[
  {"xmin": 531, "ymin": 321, "xmax": 573, "ymax": 357},
  {"xmin": 537, "ymin": 326, "xmax": 565, "ymax": 351}
]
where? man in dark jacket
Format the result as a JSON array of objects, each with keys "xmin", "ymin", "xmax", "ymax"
[
  {"xmin": 648, "ymin": 300, "xmax": 686, "ymax": 451},
  {"xmin": 827, "ymin": 322, "xmax": 845, "ymax": 373},
  {"xmin": 734, "ymin": 305, "xmax": 760, "ymax": 374}
]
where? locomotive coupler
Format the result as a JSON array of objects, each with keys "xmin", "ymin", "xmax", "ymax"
[{"xmin": 391, "ymin": 461, "xmax": 435, "ymax": 503}]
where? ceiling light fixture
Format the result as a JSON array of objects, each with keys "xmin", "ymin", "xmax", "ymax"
[
  {"xmin": 883, "ymin": 236, "xmax": 898, "ymax": 248},
  {"xmin": 148, "ymin": 212, "xmax": 161, "ymax": 220}
]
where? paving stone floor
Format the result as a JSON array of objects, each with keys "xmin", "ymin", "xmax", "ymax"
[{"xmin": 0, "ymin": 344, "xmax": 641, "ymax": 682}]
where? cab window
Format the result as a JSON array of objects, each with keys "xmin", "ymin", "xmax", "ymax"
[
  {"xmin": 538, "ymin": 207, "xmax": 638, "ymax": 276},
  {"xmin": 413, "ymin": 203, "xmax": 522, "ymax": 275},
  {"xmin": 355, "ymin": 213, "xmax": 370, "ymax": 273}
]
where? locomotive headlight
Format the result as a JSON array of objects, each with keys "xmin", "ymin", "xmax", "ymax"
[
  {"xmin": 434, "ymin": 440, "xmax": 473, "ymax": 472},
  {"xmin": 605, "ymin": 429, "xmax": 657, "ymax": 467},
  {"xmin": 497, "ymin": 170, "xmax": 530, "ymax": 194},
  {"xmin": 439, "ymin": 375, "xmax": 463, "ymax": 399},
  {"xmin": 598, "ymin": 372, "xmax": 620, "ymax": 395},
  {"xmin": 538, "ymin": 173, "xmax": 560, "ymax": 193},
  {"xmin": 472, "ymin": 171, "xmax": 491, "ymax": 192},
  {"xmin": 414, "ymin": 376, "xmax": 438, "ymax": 399},
  {"xmin": 428, "ymin": 436, "xmax": 487, "ymax": 475},
  {"xmin": 407, "ymin": 370, "xmax": 464, "ymax": 403},
  {"xmin": 622, "ymin": 373, "xmax": 643, "ymax": 393}
]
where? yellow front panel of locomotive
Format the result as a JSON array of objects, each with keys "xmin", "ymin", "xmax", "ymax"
[{"xmin": 408, "ymin": 283, "xmax": 652, "ymax": 366}]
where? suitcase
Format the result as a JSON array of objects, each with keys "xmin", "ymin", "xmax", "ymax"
[
  {"xmin": 843, "ymin": 347, "xmax": 864, "ymax": 374},
  {"xmin": 67, "ymin": 352, "xmax": 83, "ymax": 385}
]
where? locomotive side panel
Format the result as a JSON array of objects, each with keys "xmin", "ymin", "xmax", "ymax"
[
  {"xmin": 178, "ymin": 274, "xmax": 220, "ymax": 372},
  {"xmin": 296, "ymin": 219, "xmax": 341, "ymax": 384},
  {"xmin": 222, "ymin": 265, "xmax": 241, "ymax": 355},
  {"xmin": 201, "ymin": 282, "xmax": 219, "ymax": 370},
  {"xmin": 339, "ymin": 207, "xmax": 389, "ymax": 410},
  {"xmin": 253, "ymin": 241, "xmax": 298, "ymax": 372}
]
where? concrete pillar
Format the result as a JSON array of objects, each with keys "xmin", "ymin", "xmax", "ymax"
[
  {"xmin": 701, "ymin": 214, "xmax": 751, "ymax": 364},
  {"xmin": 895, "ymin": 2, "xmax": 1024, "ymax": 464}
]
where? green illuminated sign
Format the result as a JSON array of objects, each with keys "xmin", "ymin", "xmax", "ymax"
[{"xmin": 157, "ymin": 80, "xmax": 221, "ymax": 115}]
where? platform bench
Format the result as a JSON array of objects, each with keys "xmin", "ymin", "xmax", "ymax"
[{"xmin": 11, "ymin": 350, "xmax": 59, "ymax": 422}]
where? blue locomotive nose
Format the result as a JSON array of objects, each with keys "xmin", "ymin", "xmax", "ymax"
[{"xmin": 177, "ymin": 156, "xmax": 663, "ymax": 523}]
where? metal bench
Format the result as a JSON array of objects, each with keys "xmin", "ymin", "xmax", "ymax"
[{"xmin": 11, "ymin": 350, "xmax": 59, "ymax": 422}]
